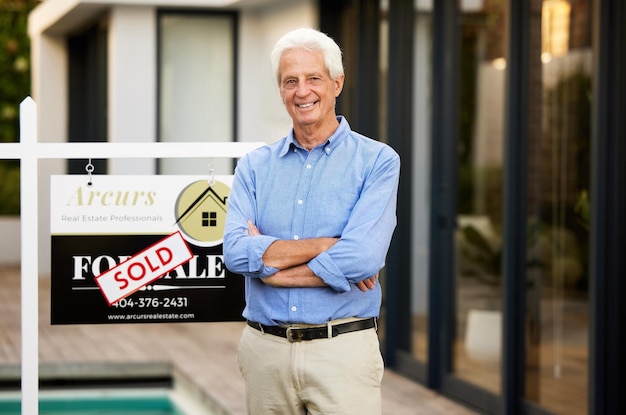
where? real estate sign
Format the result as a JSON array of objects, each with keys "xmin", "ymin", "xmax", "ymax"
[{"xmin": 50, "ymin": 175, "xmax": 244, "ymax": 325}]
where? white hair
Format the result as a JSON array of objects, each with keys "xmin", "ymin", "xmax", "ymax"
[{"xmin": 270, "ymin": 28, "xmax": 344, "ymax": 86}]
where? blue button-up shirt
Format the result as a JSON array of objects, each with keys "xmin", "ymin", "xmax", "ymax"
[{"xmin": 224, "ymin": 117, "xmax": 400, "ymax": 325}]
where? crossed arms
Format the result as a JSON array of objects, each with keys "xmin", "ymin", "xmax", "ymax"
[{"xmin": 247, "ymin": 220, "xmax": 378, "ymax": 292}]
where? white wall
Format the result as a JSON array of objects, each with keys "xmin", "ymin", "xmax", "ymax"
[
  {"xmin": 108, "ymin": 5, "xmax": 157, "ymax": 174},
  {"xmin": 0, "ymin": 217, "xmax": 20, "ymax": 265},
  {"xmin": 28, "ymin": 29, "xmax": 67, "ymax": 273}
]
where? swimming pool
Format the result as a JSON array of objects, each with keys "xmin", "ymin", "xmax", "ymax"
[{"xmin": 0, "ymin": 388, "xmax": 210, "ymax": 415}]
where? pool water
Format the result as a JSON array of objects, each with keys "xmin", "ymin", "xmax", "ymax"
[{"xmin": 0, "ymin": 389, "xmax": 191, "ymax": 415}]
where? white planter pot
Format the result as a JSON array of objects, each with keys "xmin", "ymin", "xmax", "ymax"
[{"xmin": 465, "ymin": 309, "xmax": 502, "ymax": 363}]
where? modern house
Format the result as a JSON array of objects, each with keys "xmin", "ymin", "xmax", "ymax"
[{"xmin": 7, "ymin": 0, "xmax": 626, "ymax": 414}]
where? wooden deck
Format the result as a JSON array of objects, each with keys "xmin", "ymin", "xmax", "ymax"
[{"xmin": 0, "ymin": 266, "xmax": 477, "ymax": 414}]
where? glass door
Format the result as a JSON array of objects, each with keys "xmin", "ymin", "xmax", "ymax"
[
  {"xmin": 524, "ymin": 1, "xmax": 592, "ymax": 413},
  {"xmin": 453, "ymin": 0, "xmax": 508, "ymax": 394}
]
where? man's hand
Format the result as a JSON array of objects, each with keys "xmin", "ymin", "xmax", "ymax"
[
  {"xmin": 246, "ymin": 220, "xmax": 261, "ymax": 236},
  {"xmin": 356, "ymin": 274, "xmax": 378, "ymax": 292}
]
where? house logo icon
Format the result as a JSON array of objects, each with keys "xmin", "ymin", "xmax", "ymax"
[{"xmin": 173, "ymin": 180, "xmax": 230, "ymax": 247}]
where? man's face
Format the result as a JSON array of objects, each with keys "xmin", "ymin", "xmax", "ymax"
[{"xmin": 278, "ymin": 48, "xmax": 344, "ymax": 131}]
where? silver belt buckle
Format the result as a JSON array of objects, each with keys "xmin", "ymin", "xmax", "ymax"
[{"xmin": 286, "ymin": 326, "xmax": 304, "ymax": 342}]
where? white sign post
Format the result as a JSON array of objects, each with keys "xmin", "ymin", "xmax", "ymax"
[
  {"xmin": 1, "ymin": 97, "xmax": 263, "ymax": 414},
  {"xmin": 20, "ymin": 97, "xmax": 39, "ymax": 415}
]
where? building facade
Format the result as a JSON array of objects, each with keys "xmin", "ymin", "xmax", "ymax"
[{"xmin": 25, "ymin": 0, "xmax": 626, "ymax": 414}]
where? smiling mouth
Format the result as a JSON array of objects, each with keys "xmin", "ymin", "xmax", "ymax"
[{"xmin": 297, "ymin": 101, "xmax": 318, "ymax": 108}]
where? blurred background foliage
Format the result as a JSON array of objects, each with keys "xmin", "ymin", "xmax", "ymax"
[{"xmin": 0, "ymin": 0, "xmax": 40, "ymax": 215}]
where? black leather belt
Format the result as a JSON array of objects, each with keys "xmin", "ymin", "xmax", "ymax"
[{"xmin": 247, "ymin": 317, "xmax": 377, "ymax": 342}]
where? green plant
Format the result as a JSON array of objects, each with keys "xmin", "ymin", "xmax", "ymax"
[
  {"xmin": 0, "ymin": 160, "xmax": 19, "ymax": 214},
  {"xmin": 574, "ymin": 189, "xmax": 590, "ymax": 230},
  {"xmin": 458, "ymin": 218, "xmax": 548, "ymax": 290},
  {"xmin": 458, "ymin": 224, "xmax": 502, "ymax": 286},
  {"xmin": 0, "ymin": 0, "xmax": 41, "ymax": 215},
  {"xmin": 459, "ymin": 212, "xmax": 592, "ymax": 295}
]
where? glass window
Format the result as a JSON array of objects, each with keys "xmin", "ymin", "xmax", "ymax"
[
  {"xmin": 524, "ymin": 1, "xmax": 591, "ymax": 413},
  {"xmin": 158, "ymin": 13, "xmax": 235, "ymax": 175},
  {"xmin": 453, "ymin": 0, "xmax": 508, "ymax": 393}
]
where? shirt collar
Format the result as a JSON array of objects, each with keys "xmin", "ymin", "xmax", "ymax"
[{"xmin": 278, "ymin": 116, "xmax": 349, "ymax": 157}]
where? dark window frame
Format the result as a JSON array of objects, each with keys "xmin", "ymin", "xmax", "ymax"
[{"xmin": 67, "ymin": 23, "xmax": 109, "ymax": 175}]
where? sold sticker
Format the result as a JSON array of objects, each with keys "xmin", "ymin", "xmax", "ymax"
[{"xmin": 95, "ymin": 232, "xmax": 193, "ymax": 305}]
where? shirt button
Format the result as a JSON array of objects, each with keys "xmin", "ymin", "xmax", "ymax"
[
  {"xmin": 297, "ymin": 199, "xmax": 303, "ymax": 205},
  {"xmin": 325, "ymin": 147, "xmax": 331, "ymax": 154},
  {"xmin": 291, "ymin": 306, "xmax": 297, "ymax": 312},
  {"xmin": 293, "ymin": 235, "xmax": 299, "ymax": 240},
  {"xmin": 306, "ymin": 164, "xmax": 312, "ymax": 169}
]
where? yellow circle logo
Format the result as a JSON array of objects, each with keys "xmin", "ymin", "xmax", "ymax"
[{"xmin": 174, "ymin": 180, "xmax": 230, "ymax": 247}]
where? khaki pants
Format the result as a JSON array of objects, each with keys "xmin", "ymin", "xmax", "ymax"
[{"xmin": 238, "ymin": 322, "xmax": 384, "ymax": 415}]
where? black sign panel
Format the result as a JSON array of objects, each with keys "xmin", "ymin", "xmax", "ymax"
[{"xmin": 51, "ymin": 235, "xmax": 244, "ymax": 325}]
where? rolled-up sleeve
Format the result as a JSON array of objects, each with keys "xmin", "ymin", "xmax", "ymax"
[
  {"xmin": 307, "ymin": 148, "xmax": 400, "ymax": 291},
  {"xmin": 223, "ymin": 156, "xmax": 279, "ymax": 278}
]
